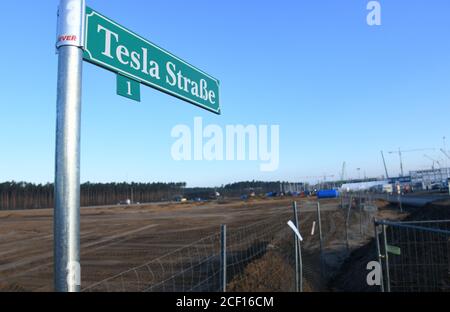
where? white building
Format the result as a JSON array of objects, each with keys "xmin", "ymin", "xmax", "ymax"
[
  {"xmin": 340, "ymin": 180, "xmax": 389, "ymax": 192},
  {"xmin": 410, "ymin": 168, "xmax": 450, "ymax": 189}
]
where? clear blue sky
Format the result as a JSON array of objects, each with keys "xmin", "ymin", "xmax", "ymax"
[{"xmin": 1, "ymin": 0, "xmax": 449, "ymax": 187}]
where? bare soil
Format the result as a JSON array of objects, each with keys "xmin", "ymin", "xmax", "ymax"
[
  {"xmin": 0, "ymin": 196, "xmax": 421, "ymax": 292},
  {"xmin": 0, "ymin": 197, "xmax": 305, "ymax": 291}
]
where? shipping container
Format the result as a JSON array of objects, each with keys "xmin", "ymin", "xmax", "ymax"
[{"xmin": 317, "ymin": 189, "xmax": 339, "ymax": 199}]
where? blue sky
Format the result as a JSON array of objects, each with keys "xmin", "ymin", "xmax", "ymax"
[{"xmin": 1, "ymin": 0, "xmax": 450, "ymax": 187}]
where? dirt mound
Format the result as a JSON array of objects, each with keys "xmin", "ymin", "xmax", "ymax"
[
  {"xmin": 328, "ymin": 240, "xmax": 378, "ymax": 292},
  {"xmin": 405, "ymin": 203, "xmax": 450, "ymax": 221},
  {"xmin": 226, "ymin": 249, "xmax": 317, "ymax": 292},
  {"xmin": 227, "ymin": 250, "xmax": 296, "ymax": 292}
]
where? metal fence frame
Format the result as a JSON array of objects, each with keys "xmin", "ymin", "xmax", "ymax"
[
  {"xmin": 82, "ymin": 209, "xmax": 297, "ymax": 292},
  {"xmin": 374, "ymin": 219, "xmax": 450, "ymax": 292}
]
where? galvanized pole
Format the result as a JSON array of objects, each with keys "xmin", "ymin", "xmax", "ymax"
[
  {"xmin": 298, "ymin": 234, "xmax": 303, "ymax": 292},
  {"xmin": 373, "ymin": 220, "xmax": 385, "ymax": 292},
  {"xmin": 359, "ymin": 195, "xmax": 363, "ymax": 235},
  {"xmin": 345, "ymin": 196, "xmax": 353, "ymax": 251},
  {"xmin": 220, "ymin": 224, "xmax": 227, "ymax": 292},
  {"xmin": 293, "ymin": 201, "xmax": 303, "ymax": 292},
  {"xmin": 292, "ymin": 201, "xmax": 299, "ymax": 292},
  {"xmin": 316, "ymin": 201, "xmax": 324, "ymax": 282},
  {"xmin": 382, "ymin": 224, "xmax": 391, "ymax": 292},
  {"xmin": 54, "ymin": 0, "xmax": 85, "ymax": 292}
]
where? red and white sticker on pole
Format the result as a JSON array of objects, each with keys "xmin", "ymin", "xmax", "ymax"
[{"xmin": 56, "ymin": 0, "xmax": 85, "ymax": 49}]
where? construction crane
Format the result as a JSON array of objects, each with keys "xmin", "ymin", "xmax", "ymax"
[
  {"xmin": 388, "ymin": 148, "xmax": 435, "ymax": 177},
  {"xmin": 340, "ymin": 162, "xmax": 346, "ymax": 181},
  {"xmin": 380, "ymin": 151, "xmax": 389, "ymax": 179},
  {"xmin": 424, "ymin": 154, "xmax": 446, "ymax": 183},
  {"xmin": 424, "ymin": 154, "xmax": 441, "ymax": 170},
  {"xmin": 441, "ymin": 148, "xmax": 450, "ymax": 160}
]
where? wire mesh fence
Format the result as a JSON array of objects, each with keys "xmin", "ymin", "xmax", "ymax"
[
  {"xmin": 0, "ymin": 197, "xmax": 385, "ymax": 292},
  {"xmin": 225, "ymin": 212, "xmax": 296, "ymax": 292},
  {"xmin": 80, "ymin": 197, "xmax": 380, "ymax": 293},
  {"xmin": 298, "ymin": 195, "xmax": 379, "ymax": 291},
  {"xmin": 342, "ymin": 192, "xmax": 379, "ymax": 243},
  {"xmin": 82, "ymin": 210, "xmax": 295, "ymax": 292},
  {"xmin": 82, "ymin": 231, "xmax": 222, "ymax": 292},
  {"xmin": 374, "ymin": 219, "xmax": 450, "ymax": 292}
]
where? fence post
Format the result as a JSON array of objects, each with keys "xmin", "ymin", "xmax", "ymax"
[
  {"xmin": 382, "ymin": 224, "xmax": 391, "ymax": 292},
  {"xmin": 345, "ymin": 196, "xmax": 353, "ymax": 251},
  {"xmin": 292, "ymin": 201, "xmax": 300, "ymax": 292},
  {"xmin": 298, "ymin": 233, "xmax": 303, "ymax": 292},
  {"xmin": 316, "ymin": 201, "xmax": 324, "ymax": 280},
  {"xmin": 373, "ymin": 220, "xmax": 385, "ymax": 292},
  {"xmin": 359, "ymin": 195, "xmax": 363, "ymax": 235},
  {"xmin": 220, "ymin": 224, "xmax": 227, "ymax": 292}
]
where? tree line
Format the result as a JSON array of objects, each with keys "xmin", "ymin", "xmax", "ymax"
[
  {"xmin": 0, "ymin": 181, "xmax": 186, "ymax": 210},
  {"xmin": 0, "ymin": 180, "xmax": 303, "ymax": 210}
]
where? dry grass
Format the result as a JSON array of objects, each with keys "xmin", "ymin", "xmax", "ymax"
[{"xmin": 227, "ymin": 250, "xmax": 296, "ymax": 292}]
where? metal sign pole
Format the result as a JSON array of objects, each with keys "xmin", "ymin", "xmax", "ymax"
[{"xmin": 54, "ymin": 0, "xmax": 85, "ymax": 292}]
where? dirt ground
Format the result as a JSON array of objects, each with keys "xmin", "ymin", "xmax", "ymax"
[
  {"xmin": 0, "ymin": 197, "xmax": 317, "ymax": 291},
  {"xmin": 0, "ymin": 196, "xmax": 420, "ymax": 292}
]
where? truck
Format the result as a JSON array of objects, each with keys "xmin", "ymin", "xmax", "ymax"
[{"xmin": 382, "ymin": 184, "xmax": 393, "ymax": 194}]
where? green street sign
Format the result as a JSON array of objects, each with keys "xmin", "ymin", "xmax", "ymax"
[
  {"xmin": 386, "ymin": 244, "xmax": 401, "ymax": 256},
  {"xmin": 117, "ymin": 74, "xmax": 140, "ymax": 102},
  {"xmin": 83, "ymin": 7, "xmax": 220, "ymax": 114}
]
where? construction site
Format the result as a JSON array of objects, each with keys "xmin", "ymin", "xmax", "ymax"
[
  {"xmin": 0, "ymin": 185, "xmax": 449, "ymax": 292},
  {"xmin": 1, "ymin": 1, "xmax": 450, "ymax": 300}
]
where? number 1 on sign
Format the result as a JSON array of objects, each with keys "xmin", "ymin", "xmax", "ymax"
[
  {"xmin": 117, "ymin": 74, "xmax": 141, "ymax": 102},
  {"xmin": 126, "ymin": 81, "xmax": 132, "ymax": 96}
]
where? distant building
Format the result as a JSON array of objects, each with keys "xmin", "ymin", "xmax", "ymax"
[{"xmin": 410, "ymin": 168, "xmax": 450, "ymax": 189}]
